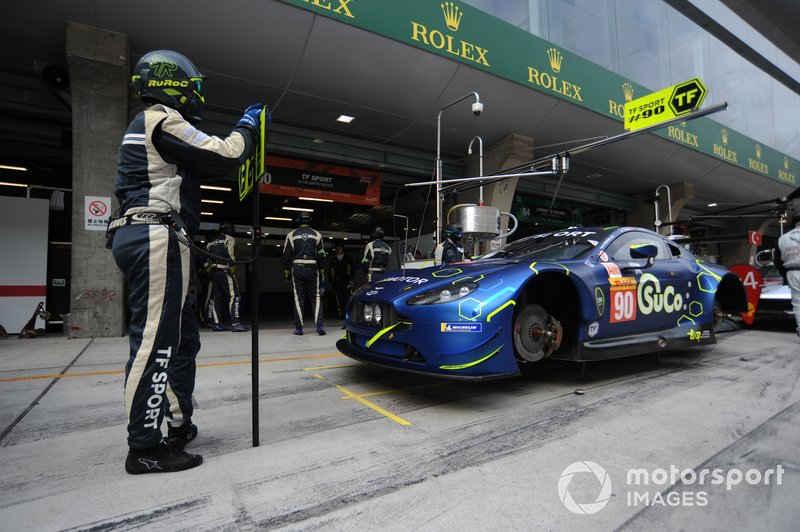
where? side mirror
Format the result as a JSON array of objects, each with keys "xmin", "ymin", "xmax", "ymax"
[{"xmin": 622, "ymin": 242, "xmax": 658, "ymax": 271}]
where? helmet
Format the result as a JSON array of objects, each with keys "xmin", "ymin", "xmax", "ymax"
[
  {"xmin": 219, "ymin": 222, "xmax": 234, "ymax": 235},
  {"xmin": 131, "ymin": 50, "xmax": 206, "ymax": 123},
  {"xmin": 296, "ymin": 213, "xmax": 312, "ymax": 226},
  {"xmin": 445, "ymin": 223, "xmax": 463, "ymax": 242},
  {"xmin": 371, "ymin": 226, "xmax": 385, "ymax": 240}
]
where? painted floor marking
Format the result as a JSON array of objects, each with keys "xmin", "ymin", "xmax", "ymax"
[
  {"xmin": 0, "ymin": 353, "xmax": 345, "ymax": 383},
  {"xmin": 335, "ymin": 384, "xmax": 412, "ymax": 426}
]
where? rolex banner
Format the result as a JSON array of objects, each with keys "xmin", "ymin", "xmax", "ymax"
[
  {"xmin": 278, "ymin": 0, "xmax": 798, "ymax": 187},
  {"xmin": 260, "ymin": 156, "xmax": 380, "ymax": 206}
]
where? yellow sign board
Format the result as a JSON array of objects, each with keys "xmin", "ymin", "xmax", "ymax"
[
  {"xmin": 238, "ymin": 105, "xmax": 267, "ymax": 202},
  {"xmin": 624, "ymin": 78, "xmax": 707, "ymax": 131}
]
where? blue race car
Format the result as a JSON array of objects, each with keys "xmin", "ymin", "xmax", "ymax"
[{"xmin": 336, "ymin": 226, "xmax": 747, "ymax": 380}]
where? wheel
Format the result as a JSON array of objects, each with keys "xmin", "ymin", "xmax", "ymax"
[{"xmin": 512, "ymin": 304, "xmax": 563, "ymax": 362}]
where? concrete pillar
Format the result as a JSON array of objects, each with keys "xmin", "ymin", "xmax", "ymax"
[
  {"xmin": 462, "ymin": 134, "xmax": 534, "ymax": 253},
  {"xmin": 66, "ymin": 23, "xmax": 128, "ymax": 337}
]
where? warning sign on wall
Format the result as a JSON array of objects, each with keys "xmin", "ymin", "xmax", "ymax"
[{"xmin": 85, "ymin": 196, "xmax": 111, "ymax": 231}]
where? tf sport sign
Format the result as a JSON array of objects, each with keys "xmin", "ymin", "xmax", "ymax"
[{"xmin": 624, "ymin": 78, "xmax": 707, "ymax": 131}]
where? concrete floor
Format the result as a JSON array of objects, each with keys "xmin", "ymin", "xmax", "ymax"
[{"xmin": 0, "ymin": 321, "xmax": 798, "ymax": 531}]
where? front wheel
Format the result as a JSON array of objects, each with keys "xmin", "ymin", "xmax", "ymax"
[{"xmin": 512, "ymin": 304, "xmax": 563, "ymax": 362}]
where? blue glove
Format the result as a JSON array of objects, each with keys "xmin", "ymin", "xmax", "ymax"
[{"xmin": 236, "ymin": 103, "xmax": 263, "ymax": 135}]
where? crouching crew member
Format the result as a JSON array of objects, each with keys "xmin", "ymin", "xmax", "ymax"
[
  {"xmin": 362, "ymin": 226, "xmax": 391, "ymax": 283},
  {"xmin": 435, "ymin": 223, "xmax": 465, "ymax": 265},
  {"xmin": 283, "ymin": 214, "xmax": 327, "ymax": 336},
  {"xmin": 110, "ymin": 50, "xmax": 262, "ymax": 474}
]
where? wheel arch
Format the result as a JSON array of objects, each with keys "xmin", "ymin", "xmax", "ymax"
[
  {"xmin": 716, "ymin": 273, "xmax": 748, "ymax": 313},
  {"xmin": 516, "ymin": 271, "xmax": 583, "ymax": 355}
]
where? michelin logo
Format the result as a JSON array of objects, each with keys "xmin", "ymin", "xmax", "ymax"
[{"xmin": 441, "ymin": 322, "xmax": 482, "ymax": 332}]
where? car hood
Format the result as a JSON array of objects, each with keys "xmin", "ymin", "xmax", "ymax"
[{"xmin": 353, "ymin": 260, "xmax": 520, "ymax": 301}]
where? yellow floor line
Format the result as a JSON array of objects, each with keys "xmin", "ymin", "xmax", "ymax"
[
  {"xmin": 0, "ymin": 353, "xmax": 345, "ymax": 383},
  {"xmin": 335, "ymin": 384, "xmax": 412, "ymax": 426}
]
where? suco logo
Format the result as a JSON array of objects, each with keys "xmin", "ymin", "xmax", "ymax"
[
  {"xmin": 558, "ymin": 461, "xmax": 613, "ymax": 515},
  {"xmin": 637, "ymin": 273, "xmax": 682, "ymax": 314}
]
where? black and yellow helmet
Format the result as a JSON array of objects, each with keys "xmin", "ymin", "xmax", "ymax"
[{"xmin": 131, "ymin": 50, "xmax": 206, "ymax": 123}]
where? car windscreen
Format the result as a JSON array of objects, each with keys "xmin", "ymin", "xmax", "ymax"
[{"xmin": 479, "ymin": 230, "xmax": 599, "ymax": 261}]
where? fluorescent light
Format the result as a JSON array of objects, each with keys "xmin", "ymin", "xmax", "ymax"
[
  {"xmin": 201, "ymin": 185, "xmax": 232, "ymax": 192},
  {"xmin": 299, "ymin": 196, "xmax": 334, "ymax": 203},
  {"xmin": 707, "ymin": 203, "xmax": 718, "ymax": 207},
  {"xmin": 0, "ymin": 165, "xmax": 28, "ymax": 172},
  {"xmin": 282, "ymin": 206, "xmax": 314, "ymax": 212},
  {"xmin": 312, "ymin": 138, "xmax": 325, "ymax": 144},
  {"xmin": 201, "ymin": 199, "xmax": 224, "ymax": 204},
  {"xmin": 336, "ymin": 114, "xmax": 355, "ymax": 123},
  {"xmin": 0, "ymin": 181, "xmax": 27, "ymax": 188},
  {"xmin": 201, "ymin": 211, "xmax": 214, "ymax": 216},
  {"xmin": 264, "ymin": 216, "xmax": 292, "ymax": 221}
]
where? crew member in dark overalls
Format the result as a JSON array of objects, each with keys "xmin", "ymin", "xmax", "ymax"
[
  {"xmin": 110, "ymin": 50, "xmax": 262, "ymax": 474},
  {"xmin": 283, "ymin": 214, "xmax": 327, "ymax": 335},
  {"xmin": 361, "ymin": 226, "xmax": 391, "ymax": 283},
  {"xmin": 328, "ymin": 243, "xmax": 354, "ymax": 320},
  {"xmin": 441, "ymin": 223, "xmax": 465, "ymax": 264},
  {"xmin": 206, "ymin": 222, "xmax": 246, "ymax": 332}
]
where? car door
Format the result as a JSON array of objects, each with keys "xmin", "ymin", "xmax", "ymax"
[{"xmin": 599, "ymin": 231, "xmax": 692, "ymax": 333}]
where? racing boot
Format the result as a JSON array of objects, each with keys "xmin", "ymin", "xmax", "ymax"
[
  {"xmin": 317, "ymin": 325, "xmax": 326, "ymax": 336},
  {"xmin": 230, "ymin": 322, "xmax": 248, "ymax": 332},
  {"xmin": 293, "ymin": 327, "xmax": 303, "ymax": 336},
  {"xmin": 167, "ymin": 420, "xmax": 198, "ymax": 450},
  {"xmin": 212, "ymin": 323, "xmax": 226, "ymax": 332},
  {"xmin": 125, "ymin": 440, "xmax": 202, "ymax": 474}
]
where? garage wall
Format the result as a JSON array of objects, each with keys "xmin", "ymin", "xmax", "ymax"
[{"xmin": 0, "ymin": 196, "xmax": 49, "ymax": 333}]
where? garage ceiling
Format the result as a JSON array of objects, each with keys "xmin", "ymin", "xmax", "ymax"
[{"xmin": 0, "ymin": 0, "xmax": 795, "ymax": 237}]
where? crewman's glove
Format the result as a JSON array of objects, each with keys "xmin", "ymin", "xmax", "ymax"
[
  {"xmin": 347, "ymin": 280, "xmax": 354, "ymax": 290},
  {"xmin": 284, "ymin": 269, "xmax": 291, "ymax": 282},
  {"xmin": 229, "ymin": 265, "xmax": 237, "ymax": 275},
  {"xmin": 236, "ymin": 103, "xmax": 263, "ymax": 136}
]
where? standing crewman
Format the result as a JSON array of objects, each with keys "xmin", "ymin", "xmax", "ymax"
[
  {"xmin": 207, "ymin": 222, "xmax": 247, "ymax": 332},
  {"xmin": 109, "ymin": 50, "xmax": 262, "ymax": 474},
  {"xmin": 361, "ymin": 226, "xmax": 391, "ymax": 283},
  {"xmin": 328, "ymin": 243, "xmax": 354, "ymax": 320},
  {"xmin": 283, "ymin": 213, "xmax": 327, "ymax": 335},
  {"xmin": 776, "ymin": 202, "xmax": 800, "ymax": 338},
  {"xmin": 435, "ymin": 223, "xmax": 465, "ymax": 265}
]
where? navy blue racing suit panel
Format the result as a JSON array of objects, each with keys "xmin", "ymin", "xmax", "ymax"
[{"xmin": 112, "ymin": 224, "xmax": 199, "ymax": 449}]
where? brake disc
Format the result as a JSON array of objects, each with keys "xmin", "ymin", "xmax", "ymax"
[{"xmin": 513, "ymin": 304, "xmax": 563, "ymax": 362}]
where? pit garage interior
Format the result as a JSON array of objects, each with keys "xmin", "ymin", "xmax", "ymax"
[
  {"xmin": 0, "ymin": 0, "xmax": 798, "ymax": 334},
  {"xmin": 1, "ymin": 2, "xmax": 800, "ymax": 529}
]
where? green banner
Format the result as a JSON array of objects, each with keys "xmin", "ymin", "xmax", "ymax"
[{"xmin": 279, "ymin": 0, "xmax": 798, "ymax": 187}]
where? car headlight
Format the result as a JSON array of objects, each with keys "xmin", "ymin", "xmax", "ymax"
[
  {"xmin": 407, "ymin": 283, "xmax": 478, "ymax": 305},
  {"xmin": 357, "ymin": 302, "xmax": 384, "ymax": 326}
]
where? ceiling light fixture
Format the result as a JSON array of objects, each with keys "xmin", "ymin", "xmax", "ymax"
[
  {"xmin": 707, "ymin": 203, "xmax": 718, "ymax": 207},
  {"xmin": 282, "ymin": 206, "xmax": 314, "ymax": 213},
  {"xmin": 0, "ymin": 181, "xmax": 27, "ymax": 188},
  {"xmin": 201, "ymin": 211, "xmax": 214, "ymax": 216},
  {"xmin": 336, "ymin": 114, "xmax": 355, "ymax": 123},
  {"xmin": 200, "ymin": 185, "xmax": 232, "ymax": 192},
  {"xmin": 201, "ymin": 199, "xmax": 224, "ymax": 204},
  {"xmin": 299, "ymin": 196, "xmax": 333, "ymax": 203},
  {"xmin": 264, "ymin": 216, "xmax": 292, "ymax": 221},
  {"xmin": 0, "ymin": 165, "xmax": 28, "ymax": 172}
]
